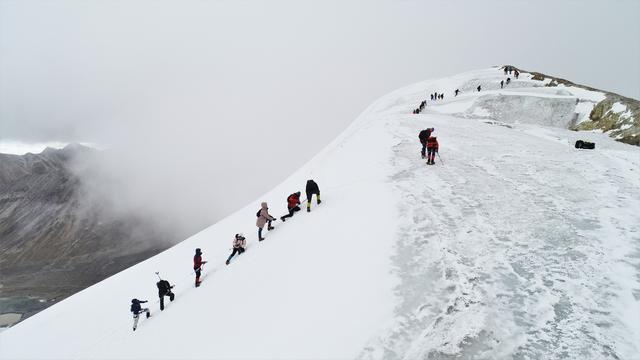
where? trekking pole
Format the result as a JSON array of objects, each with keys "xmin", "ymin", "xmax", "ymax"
[
  {"xmin": 154, "ymin": 272, "xmax": 162, "ymax": 281},
  {"xmin": 437, "ymin": 152, "xmax": 444, "ymax": 165}
]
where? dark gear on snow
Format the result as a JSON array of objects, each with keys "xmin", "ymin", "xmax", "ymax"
[{"xmin": 575, "ymin": 140, "xmax": 595, "ymax": 149}]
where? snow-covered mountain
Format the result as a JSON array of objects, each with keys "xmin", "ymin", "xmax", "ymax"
[{"xmin": 1, "ymin": 67, "xmax": 638, "ymax": 359}]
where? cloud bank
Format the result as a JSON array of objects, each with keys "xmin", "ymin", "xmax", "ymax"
[{"xmin": 1, "ymin": 0, "xmax": 638, "ymax": 236}]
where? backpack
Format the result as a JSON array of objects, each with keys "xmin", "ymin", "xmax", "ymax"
[
  {"xmin": 256, "ymin": 209, "xmax": 261, "ymax": 218},
  {"xmin": 575, "ymin": 140, "xmax": 595, "ymax": 149},
  {"xmin": 419, "ymin": 129, "xmax": 432, "ymax": 142},
  {"xmin": 130, "ymin": 300, "xmax": 141, "ymax": 314},
  {"xmin": 157, "ymin": 280, "xmax": 170, "ymax": 293}
]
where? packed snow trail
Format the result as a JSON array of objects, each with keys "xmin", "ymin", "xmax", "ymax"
[
  {"xmin": 358, "ymin": 114, "xmax": 639, "ymax": 359},
  {"xmin": 1, "ymin": 67, "xmax": 639, "ymax": 359},
  {"xmin": 357, "ymin": 69, "xmax": 640, "ymax": 359}
]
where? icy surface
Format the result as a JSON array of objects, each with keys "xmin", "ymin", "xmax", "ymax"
[{"xmin": 1, "ymin": 68, "xmax": 639, "ymax": 360}]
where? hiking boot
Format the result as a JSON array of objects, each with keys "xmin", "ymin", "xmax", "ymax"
[
  {"xmin": 280, "ymin": 216, "xmax": 286, "ymax": 222},
  {"xmin": 259, "ymin": 237, "xmax": 265, "ymax": 241},
  {"xmin": 146, "ymin": 312, "xmax": 150, "ymax": 319},
  {"xmin": 268, "ymin": 226, "xmax": 274, "ymax": 231},
  {"xmin": 307, "ymin": 208, "xmax": 311, "ymax": 212},
  {"xmin": 225, "ymin": 260, "xmax": 230, "ymax": 265},
  {"xmin": 317, "ymin": 200, "xmax": 321, "ymax": 205}
]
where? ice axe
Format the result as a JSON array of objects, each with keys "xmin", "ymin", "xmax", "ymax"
[{"xmin": 154, "ymin": 272, "xmax": 162, "ymax": 281}]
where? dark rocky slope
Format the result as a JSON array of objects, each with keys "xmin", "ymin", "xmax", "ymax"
[{"xmin": 0, "ymin": 145, "xmax": 177, "ymax": 326}]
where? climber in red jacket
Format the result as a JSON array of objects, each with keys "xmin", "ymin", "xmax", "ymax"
[{"xmin": 426, "ymin": 136, "xmax": 439, "ymax": 165}]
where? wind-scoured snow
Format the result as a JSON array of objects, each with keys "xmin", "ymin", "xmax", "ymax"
[{"xmin": 1, "ymin": 67, "xmax": 639, "ymax": 360}]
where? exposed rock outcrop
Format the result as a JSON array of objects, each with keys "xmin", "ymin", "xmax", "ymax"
[{"xmin": 507, "ymin": 66, "xmax": 639, "ymax": 145}]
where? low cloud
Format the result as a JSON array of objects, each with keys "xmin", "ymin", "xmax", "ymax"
[{"xmin": 1, "ymin": 0, "xmax": 638, "ymax": 238}]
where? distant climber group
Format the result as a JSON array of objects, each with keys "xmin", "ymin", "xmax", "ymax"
[
  {"xmin": 129, "ymin": 179, "xmax": 322, "ymax": 331},
  {"xmin": 501, "ymin": 66, "xmax": 519, "ymax": 88},
  {"xmin": 504, "ymin": 65, "xmax": 520, "ymax": 79},
  {"xmin": 415, "ymin": 91, "xmax": 450, "ymax": 113},
  {"xmin": 412, "ymin": 66, "xmax": 528, "ymax": 166}
]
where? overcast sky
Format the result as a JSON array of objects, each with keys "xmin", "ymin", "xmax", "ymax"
[{"xmin": 1, "ymin": 0, "xmax": 638, "ymax": 233}]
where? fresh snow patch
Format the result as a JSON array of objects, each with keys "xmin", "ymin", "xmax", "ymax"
[{"xmin": 611, "ymin": 102, "xmax": 627, "ymax": 113}]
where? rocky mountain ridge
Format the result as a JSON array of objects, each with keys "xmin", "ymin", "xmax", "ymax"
[{"xmin": 522, "ymin": 66, "xmax": 639, "ymax": 145}]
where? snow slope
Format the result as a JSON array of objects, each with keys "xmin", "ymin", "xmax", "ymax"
[{"xmin": 1, "ymin": 67, "xmax": 639, "ymax": 359}]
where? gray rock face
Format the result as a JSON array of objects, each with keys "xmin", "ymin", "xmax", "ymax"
[{"xmin": 0, "ymin": 145, "xmax": 176, "ymax": 326}]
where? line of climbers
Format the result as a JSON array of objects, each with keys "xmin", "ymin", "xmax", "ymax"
[
  {"xmin": 413, "ymin": 67, "xmax": 531, "ymax": 168},
  {"xmin": 130, "ymin": 179, "xmax": 322, "ymax": 331},
  {"xmin": 412, "ymin": 66, "xmax": 523, "ymax": 115},
  {"xmin": 129, "ymin": 65, "xmax": 527, "ymax": 331},
  {"xmin": 130, "ymin": 275, "xmax": 175, "ymax": 331},
  {"xmin": 501, "ymin": 66, "xmax": 519, "ymax": 88}
]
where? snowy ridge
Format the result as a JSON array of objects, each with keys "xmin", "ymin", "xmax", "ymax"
[{"xmin": 1, "ymin": 67, "xmax": 639, "ymax": 359}]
